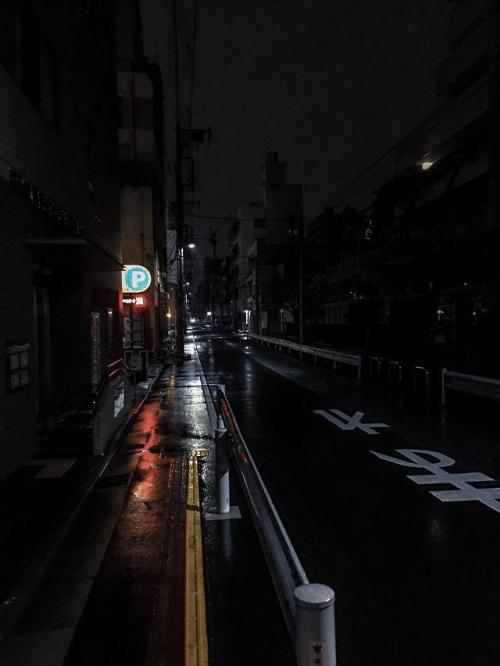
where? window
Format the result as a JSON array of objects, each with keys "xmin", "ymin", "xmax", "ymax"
[{"xmin": 6, "ymin": 343, "xmax": 30, "ymax": 391}]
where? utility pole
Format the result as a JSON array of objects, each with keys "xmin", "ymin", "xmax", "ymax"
[
  {"xmin": 171, "ymin": 0, "xmax": 210, "ymax": 358},
  {"xmin": 175, "ymin": 123, "xmax": 185, "ymax": 361},
  {"xmin": 173, "ymin": 0, "xmax": 184, "ymax": 361},
  {"xmin": 299, "ymin": 241, "xmax": 304, "ymax": 345}
]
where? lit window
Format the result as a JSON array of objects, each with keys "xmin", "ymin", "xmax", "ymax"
[{"xmin": 6, "ymin": 343, "xmax": 30, "ymax": 392}]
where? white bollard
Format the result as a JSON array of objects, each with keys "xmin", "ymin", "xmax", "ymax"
[
  {"xmin": 294, "ymin": 584, "xmax": 336, "ymax": 666},
  {"xmin": 215, "ymin": 425, "xmax": 230, "ymax": 514}
]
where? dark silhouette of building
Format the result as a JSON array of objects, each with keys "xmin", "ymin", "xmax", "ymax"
[
  {"xmin": 117, "ymin": 0, "xmax": 168, "ymax": 365},
  {"xmin": 0, "ymin": 0, "xmax": 167, "ymax": 479},
  {"xmin": 308, "ymin": 0, "xmax": 499, "ymax": 375},
  {"xmin": 227, "ymin": 152, "xmax": 303, "ymax": 333}
]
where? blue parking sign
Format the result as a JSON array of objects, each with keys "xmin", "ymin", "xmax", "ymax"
[{"xmin": 122, "ymin": 265, "xmax": 152, "ymax": 293}]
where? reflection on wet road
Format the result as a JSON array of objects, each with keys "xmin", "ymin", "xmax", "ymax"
[{"xmin": 197, "ymin": 332, "xmax": 500, "ymax": 666}]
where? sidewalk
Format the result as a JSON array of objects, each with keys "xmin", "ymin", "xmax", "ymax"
[
  {"xmin": 0, "ymin": 364, "xmax": 165, "ymax": 662},
  {"xmin": 0, "ymin": 339, "xmax": 293, "ymax": 665}
]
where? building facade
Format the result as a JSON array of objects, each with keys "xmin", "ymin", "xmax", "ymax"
[
  {"xmin": 117, "ymin": 0, "xmax": 167, "ymax": 369},
  {"xmin": 310, "ymin": 0, "xmax": 499, "ymax": 374},
  {"xmin": 0, "ymin": 0, "xmax": 124, "ymax": 477},
  {"xmin": 0, "ymin": 0, "xmax": 167, "ymax": 480},
  {"xmin": 228, "ymin": 152, "xmax": 303, "ymax": 333}
]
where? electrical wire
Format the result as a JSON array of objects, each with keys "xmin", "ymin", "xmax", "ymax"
[
  {"xmin": 309, "ymin": 74, "xmax": 491, "ymax": 221},
  {"xmin": 188, "ymin": 0, "xmax": 199, "ymax": 131}
]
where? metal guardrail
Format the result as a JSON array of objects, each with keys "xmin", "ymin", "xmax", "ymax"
[
  {"xmin": 217, "ymin": 385, "xmax": 308, "ymax": 630},
  {"xmin": 441, "ymin": 368, "xmax": 500, "ymax": 405},
  {"xmin": 249, "ymin": 333, "xmax": 362, "ymax": 379},
  {"xmin": 193, "ymin": 335, "xmax": 336, "ymax": 664},
  {"xmin": 212, "ymin": 384, "xmax": 337, "ymax": 665}
]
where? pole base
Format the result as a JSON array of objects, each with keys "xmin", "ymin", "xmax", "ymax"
[{"xmin": 205, "ymin": 506, "xmax": 241, "ymax": 521}]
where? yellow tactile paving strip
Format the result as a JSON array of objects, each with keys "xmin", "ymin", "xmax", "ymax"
[{"xmin": 185, "ymin": 452, "xmax": 209, "ymax": 666}]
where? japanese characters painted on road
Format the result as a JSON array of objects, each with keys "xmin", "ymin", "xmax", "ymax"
[
  {"xmin": 122, "ymin": 265, "xmax": 152, "ymax": 293},
  {"xmin": 372, "ymin": 448, "xmax": 500, "ymax": 515},
  {"xmin": 314, "ymin": 408, "xmax": 389, "ymax": 435}
]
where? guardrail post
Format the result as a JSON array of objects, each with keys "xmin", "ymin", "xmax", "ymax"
[
  {"xmin": 215, "ymin": 422, "xmax": 230, "ymax": 514},
  {"xmin": 215, "ymin": 386, "xmax": 230, "ymax": 514},
  {"xmin": 295, "ymin": 584, "xmax": 336, "ymax": 666}
]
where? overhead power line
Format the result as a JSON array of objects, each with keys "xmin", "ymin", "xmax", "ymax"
[{"xmin": 308, "ymin": 69, "xmax": 492, "ymax": 222}]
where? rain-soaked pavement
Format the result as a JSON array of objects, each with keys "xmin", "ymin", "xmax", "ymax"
[
  {"xmin": 0, "ymin": 343, "xmax": 294, "ymax": 666},
  {"xmin": 37, "ymin": 342, "xmax": 292, "ymax": 666},
  {"xmin": 196, "ymin": 331, "xmax": 500, "ymax": 666}
]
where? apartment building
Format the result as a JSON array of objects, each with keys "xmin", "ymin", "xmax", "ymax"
[
  {"xmin": 228, "ymin": 152, "xmax": 303, "ymax": 332},
  {"xmin": 316, "ymin": 0, "xmax": 499, "ymax": 373}
]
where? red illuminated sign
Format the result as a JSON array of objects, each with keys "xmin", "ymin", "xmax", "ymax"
[{"xmin": 122, "ymin": 296, "xmax": 145, "ymax": 306}]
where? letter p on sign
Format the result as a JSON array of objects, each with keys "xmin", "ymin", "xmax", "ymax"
[
  {"xmin": 122, "ymin": 265, "xmax": 152, "ymax": 293},
  {"xmin": 131, "ymin": 270, "xmax": 146, "ymax": 289}
]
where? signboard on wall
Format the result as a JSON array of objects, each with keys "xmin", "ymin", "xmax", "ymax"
[{"xmin": 122, "ymin": 265, "xmax": 152, "ymax": 293}]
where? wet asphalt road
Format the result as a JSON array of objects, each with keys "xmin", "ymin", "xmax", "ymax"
[{"xmin": 196, "ymin": 331, "xmax": 500, "ymax": 666}]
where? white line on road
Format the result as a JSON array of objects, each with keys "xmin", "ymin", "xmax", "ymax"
[{"xmin": 313, "ymin": 408, "xmax": 389, "ymax": 435}]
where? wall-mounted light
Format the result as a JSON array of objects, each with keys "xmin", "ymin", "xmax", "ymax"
[{"xmin": 188, "ymin": 243, "xmax": 195, "ymax": 249}]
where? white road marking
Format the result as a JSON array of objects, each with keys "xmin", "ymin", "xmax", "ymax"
[
  {"xmin": 371, "ymin": 448, "xmax": 500, "ymax": 514},
  {"xmin": 26, "ymin": 459, "xmax": 77, "ymax": 479},
  {"xmin": 314, "ymin": 408, "xmax": 389, "ymax": 435}
]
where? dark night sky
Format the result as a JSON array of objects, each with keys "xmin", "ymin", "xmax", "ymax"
[{"xmin": 141, "ymin": 0, "xmax": 449, "ymax": 251}]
